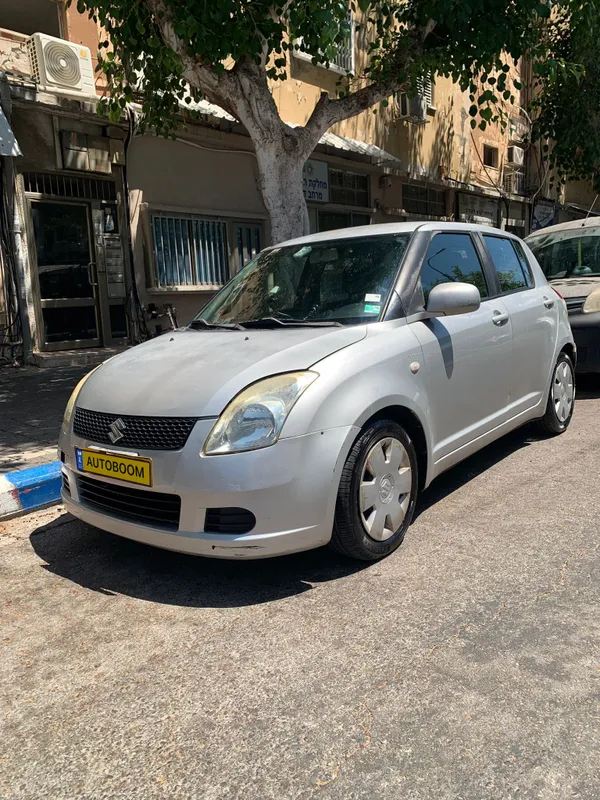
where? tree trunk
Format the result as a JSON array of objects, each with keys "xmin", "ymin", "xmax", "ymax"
[{"xmin": 254, "ymin": 146, "xmax": 310, "ymax": 243}]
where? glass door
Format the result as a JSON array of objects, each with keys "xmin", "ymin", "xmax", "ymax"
[{"xmin": 31, "ymin": 201, "xmax": 101, "ymax": 350}]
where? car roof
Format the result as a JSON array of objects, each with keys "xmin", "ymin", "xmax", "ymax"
[
  {"xmin": 526, "ymin": 216, "xmax": 600, "ymax": 241},
  {"xmin": 274, "ymin": 221, "xmax": 520, "ymax": 249}
]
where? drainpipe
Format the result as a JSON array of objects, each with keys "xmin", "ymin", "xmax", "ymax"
[{"xmin": 0, "ymin": 72, "xmax": 32, "ymax": 362}]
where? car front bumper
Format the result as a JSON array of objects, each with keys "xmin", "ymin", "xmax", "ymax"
[
  {"xmin": 569, "ymin": 310, "xmax": 600, "ymax": 373},
  {"xmin": 59, "ymin": 419, "xmax": 358, "ymax": 559}
]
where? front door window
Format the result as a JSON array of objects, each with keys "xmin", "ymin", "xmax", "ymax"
[{"xmin": 31, "ymin": 201, "xmax": 101, "ymax": 347}]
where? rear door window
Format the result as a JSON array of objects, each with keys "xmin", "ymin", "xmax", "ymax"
[{"xmin": 484, "ymin": 235, "xmax": 532, "ymax": 293}]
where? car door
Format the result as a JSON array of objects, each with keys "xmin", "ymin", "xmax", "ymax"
[
  {"xmin": 480, "ymin": 233, "xmax": 557, "ymax": 412},
  {"xmin": 408, "ymin": 231, "xmax": 514, "ymax": 467}
]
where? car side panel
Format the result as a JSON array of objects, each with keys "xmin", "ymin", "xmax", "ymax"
[
  {"xmin": 281, "ymin": 319, "xmax": 436, "ymax": 479},
  {"xmin": 408, "ymin": 298, "xmax": 514, "ymax": 463},
  {"xmin": 499, "ymin": 286, "xmax": 558, "ymax": 412}
]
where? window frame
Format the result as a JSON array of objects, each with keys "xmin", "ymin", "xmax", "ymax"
[
  {"xmin": 412, "ymin": 231, "xmax": 493, "ymax": 310},
  {"xmin": 328, "ymin": 168, "xmax": 370, "ymax": 208},
  {"xmin": 483, "ymin": 145, "xmax": 499, "ymax": 169},
  {"xmin": 479, "ymin": 232, "xmax": 535, "ymax": 297}
]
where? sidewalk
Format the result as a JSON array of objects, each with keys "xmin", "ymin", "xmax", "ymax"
[{"xmin": 0, "ymin": 365, "xmax": 89, "ymax": 473}]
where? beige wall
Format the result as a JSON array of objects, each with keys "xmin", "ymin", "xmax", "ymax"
[{"xmin": 127, "ymin": 129, "xmax": 267, "ymax": 325}]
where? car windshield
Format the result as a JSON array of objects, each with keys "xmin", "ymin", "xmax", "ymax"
[
  {"xmin": 195, "ymin": 233, "xmax": 411, "ymax": 326},
  {"xmin": 528, "ymin": 226, "xmax": 600, "ymax": 279}
]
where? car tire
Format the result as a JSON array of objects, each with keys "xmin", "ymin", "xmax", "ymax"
[
  {"xmin": 536, "ymin": 352, "xmax": 575, "ymax": 436},
  {"xmin": 330, "ymin": 420, "xmax": 419, "ymax": 561}
]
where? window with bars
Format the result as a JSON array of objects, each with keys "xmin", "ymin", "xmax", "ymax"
[
  {"xmin": 329, "ymin": 169, "xmax": 370, "ymax": 207},
  {"xmin": 151, "ymin": 213, "xmax": 229, "ymax": 288},
  {"xmin": 22, "ymin": 172, "xmax": 116, "ymax": 201},
  {"xmin": 402, "ymin": 185, "xmax": 446, "ymax": 218}
]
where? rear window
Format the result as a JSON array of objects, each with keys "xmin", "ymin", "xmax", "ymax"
[{"xmin": 484, "ymin": 235, "xmax": 532, "ymax": 292}]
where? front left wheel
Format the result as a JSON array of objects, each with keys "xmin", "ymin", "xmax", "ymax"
[{"xmin": 330, "ymin": 420, "xmax": 419, "ymax": 561}]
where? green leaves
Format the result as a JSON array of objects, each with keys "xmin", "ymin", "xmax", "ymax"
[{"xmin": 76, "ymin": 0, "xmax": 600, "ymax": 194}]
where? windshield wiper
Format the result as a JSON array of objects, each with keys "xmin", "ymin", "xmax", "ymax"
[
  {"xmin": 189, "ymin": 318, "xmax": 246, "ymax": 331},
  {"xmin": 242, "ymin": 317, "xmax": 343, "ymax": 328}
]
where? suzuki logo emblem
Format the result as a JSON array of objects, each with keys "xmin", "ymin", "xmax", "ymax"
[{"xmin": 108, "ymin": 417, "xmax": 126, "ymax": 444}]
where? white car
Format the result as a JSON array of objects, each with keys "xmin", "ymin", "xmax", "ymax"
[{"xmin": 59, "ymin": 222, "xmax": 575, "ymax": 561}]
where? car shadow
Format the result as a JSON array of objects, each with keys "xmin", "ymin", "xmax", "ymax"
[
  {"xmin": 29, "ymin": 517, "xmax": 368, "ymax": 608},
  {"xmin": 416, "ymin": 425, "xmax": 535, "ymax": 517}
]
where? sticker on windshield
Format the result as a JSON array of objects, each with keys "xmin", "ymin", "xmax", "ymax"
[
  {"xmin": 364, "ymin": 293, "xmax": 381, "ymax": 302},
  {"xmin": 364, "ymin": 303, "xmax": 381, "ymax": 315}
]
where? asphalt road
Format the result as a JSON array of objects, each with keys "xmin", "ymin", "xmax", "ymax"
[{"xmin": 2, "ymin": 382, "xmax": 600, "ymax": 799}]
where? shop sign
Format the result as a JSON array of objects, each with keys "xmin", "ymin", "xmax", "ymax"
[
  {"xmin": 302, "ymin": 159, "xmax": 329, "ymax": 203},
  {"xmin": 531, "ymin": 200, "xmax": 556, "ymax": 231},
  {"xmin": 458, "ymin": 193, "xmax": 499, "ymax": 227}
]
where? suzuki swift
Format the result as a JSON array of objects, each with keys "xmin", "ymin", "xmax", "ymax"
[{"xmin": 59, "ymin": 222, "xmax": 575, "ymax": 561}]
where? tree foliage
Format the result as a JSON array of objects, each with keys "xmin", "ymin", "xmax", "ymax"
[{"xmin": 73, "ymin": 0, "xmax": 600, "ymax": 232}]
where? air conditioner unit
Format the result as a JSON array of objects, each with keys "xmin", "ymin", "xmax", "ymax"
[
  {"xmin": 507, "ymin": 145, "xmax": 525, "ymax": 167},
  {"xmin": 27, "ymin": 33, "xmax": 97, "ymax": 98},
  {"xmin": 503, "ymin": 171, "xmax": 525, "ymax": 195},
  {"xmin": 396, "ymin": 93, "xmax": 427, "ymax": 122}
]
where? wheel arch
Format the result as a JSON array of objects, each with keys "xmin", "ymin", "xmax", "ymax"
[
  {"xmin": 560, "ymin": 341, "xmax": 577, "ymax": 367},
  {"xmin": 360, "ymin": 405, "xmax": 429, "ymax": 491}
]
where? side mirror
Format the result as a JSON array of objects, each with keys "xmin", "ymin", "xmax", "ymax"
[{"xmin": 425, "ymin": 282, "xmax": 481, "ymax": 317}]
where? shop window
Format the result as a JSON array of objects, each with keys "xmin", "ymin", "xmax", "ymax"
[
  {"xmin": 329, "ymin": 169, "xmax": 370, "ymax": 207},
  {"xmin": 2, "ymin": 0, "xmax": 62, "ymax": 38},
  {"xmin": 403, "ymin": 185, "xmax": 446, "ymax": 217},
  {"xmin": 483, "ymin": 145, "xmax": 499, "ymax": 169},
  {"xmin": 151, "ymin": 213, "xmax": 229, "ymax": 288},
  {"xmin": 318, "ymin": 211, "xmax": 371, "ymax": 232}
]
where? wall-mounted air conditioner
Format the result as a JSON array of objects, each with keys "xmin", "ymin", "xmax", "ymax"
[
  {"xmin": 507, "ymin": 145, "xmax": 525, "ymax": 167},
  {"xmin": 396, "ymin": 93, "xmax": 427, "ymax": 122},
  {"xmin": 503, "ymin": 171, "xmax": 525, "ymax": 195},
  {"xmin": 27, "ymin": 33, "xmax": 97, "ymax": 98}
]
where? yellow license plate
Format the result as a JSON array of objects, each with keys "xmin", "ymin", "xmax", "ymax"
[{"xmin": 75, "ymin": 448, "xmax": 153, "ymax": 487}]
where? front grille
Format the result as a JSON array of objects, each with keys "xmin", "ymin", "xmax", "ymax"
[
  {"xmin": 62, "ymin": 473, "xmax": 71, "ymax": 495},
  {"xmin": 77, "ymin": 475, "xmax": 181, "ymax": 530},
  {"xmin": 74, "ymin": 407, "xmax": 197, "ymax": 451},
  {"xmin": 204, "ymin": 507, "xmax": 256, "ymax": 534}
]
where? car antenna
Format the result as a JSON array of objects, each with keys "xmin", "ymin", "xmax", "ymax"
[{"xmin": 585, "ymin": 194, "xmax": 599, "ymax": 220}]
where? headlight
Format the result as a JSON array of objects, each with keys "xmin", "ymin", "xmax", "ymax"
[
  {"xmin": 61, "ymin": 366, "xmax": 100, "ymax": 431},
  {"xmin": 203, "ymin": 371, "xmax": 318, "ymax": 455},
  {"xmin": 583, "ymin": 288, "xmax": 600, "ymax": 313}
]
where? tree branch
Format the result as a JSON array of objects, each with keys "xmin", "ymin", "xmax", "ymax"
[
  {"xmin": 303, "ymin": 80, "xmax": 403, "ymax": 143},
  {"xmin": 144, "ymin": 0, "xmax": 234, "ymax": 110}
]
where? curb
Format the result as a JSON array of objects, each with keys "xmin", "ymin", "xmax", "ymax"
[{"xmin": 0, "ymin": 461, "xmax": 62, "ymax": 521}]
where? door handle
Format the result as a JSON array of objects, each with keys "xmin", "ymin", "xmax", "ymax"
[
  {"xmin": 543, "ymin": 296, "xmax": 555, "ymax": 309},
  {"xmin": 86, "ymin": 262, "xmax": 98, "ymax": 288},
  {"xmin": 492, "ymin": 310, "xmax": 509, "ymax": 325}
]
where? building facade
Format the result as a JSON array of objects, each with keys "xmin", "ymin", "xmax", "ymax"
[{"xmin": 0, "ymin": 1, "xmax": 594, "ymax": 361}]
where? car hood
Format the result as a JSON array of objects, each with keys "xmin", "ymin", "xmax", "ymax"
[
  {"xmin": 77, "ymin": 326, "xmax": 366, "ymax": 417},
  {"xmin": 549, "ymin": 276, "xmax": 600, "ymax": 299}
]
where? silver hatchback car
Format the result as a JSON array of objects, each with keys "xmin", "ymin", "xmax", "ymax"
[{"xmin": 59, "ymin": 222, "xmax": 575, "ymax": 561}]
